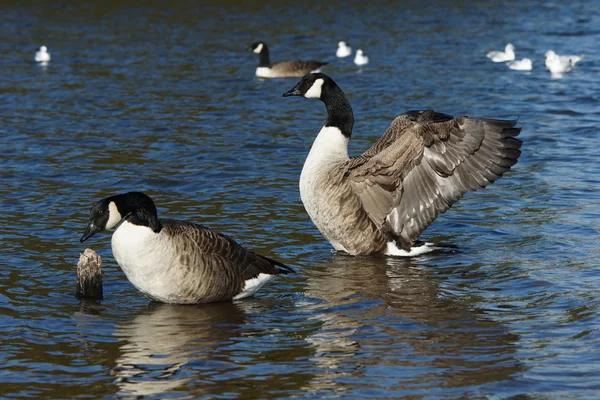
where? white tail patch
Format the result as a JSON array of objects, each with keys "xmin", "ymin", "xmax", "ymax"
[
  {"xmin": 385, "ymin": 241, "xmax": 435, "ymax": 257},
  {"xmin": 233, "ymin": 273, "xmax": 273, "ymax": 300}
]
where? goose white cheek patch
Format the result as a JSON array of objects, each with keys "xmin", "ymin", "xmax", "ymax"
[
  {"xmin": 305, "ymin": 78, "xmax": 324, "ymax": 99},
  {"xmin": 106, "ymin": 201, "xmax": 122, "ymax": 229},
  {"xmin": 253, "ymin": 43, "xmax": 263, "ymax": 53}
]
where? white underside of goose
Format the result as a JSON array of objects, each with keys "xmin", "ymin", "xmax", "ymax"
[
  {"xmin": 112, "ymin": 221, "xmax": 181, "ymax": 303},
  {"xmin": 300, "ymin": 126, "xmax": 352, "ymax": 252},
  {"xmin": 233, "ymin": 273, "xmax": 274, "ymax": 300},
  {"xmin": 385, "ymin": 241, "xmax": 435, "ymax": 257},
  {"xmin": 256, "ymin": 67, "xmax": 277, "ymax": 78}
]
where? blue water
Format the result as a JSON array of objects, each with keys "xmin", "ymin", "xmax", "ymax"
[{"xmin": 1, "ymin": 1, "xmax": 599, "ymax": 398}]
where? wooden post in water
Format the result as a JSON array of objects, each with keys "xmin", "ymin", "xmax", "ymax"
[{"xmin": 76, "ymin": 248, "xmax": 103, "ymax": 299}]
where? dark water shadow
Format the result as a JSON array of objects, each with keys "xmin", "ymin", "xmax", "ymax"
[{"xmin": 297, "ymin": 254, "xmax": 526, "ymax": 396}]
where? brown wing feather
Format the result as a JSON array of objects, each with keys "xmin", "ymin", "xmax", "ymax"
[
  {"xmin": 162, "ymin": 220, "xmax": 293, "ymax": 283},
  {"xmin": 271, "ymin": 60, "xmax": 328, "ymax": 76},
  {"xmin": 346, "ymin": 111, "xmax": 522, "ymax": 249},
  {"xmin": 345, "ymin": 113, "xmax": 427, "ymax": 227}
]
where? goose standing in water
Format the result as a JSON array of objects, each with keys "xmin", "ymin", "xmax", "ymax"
[
  {"xmin": 80, "ymin": 192, "xmax": 294, "ymax": 303},
  {"xmin": 250, "ymin": 41, "xmax": 328, "ymax": 78},
  {"xmin": 283, "ymin": 73, "xmax": 522, "ymax": 256}
]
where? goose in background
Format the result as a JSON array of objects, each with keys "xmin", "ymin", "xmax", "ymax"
[
  {"xmin": 250, "ymin": 41, "xmax": 328, "ymax": 78},
  {"xmin": 282, "ymin": 73, "xmax": 522, "ymax": 256},
  {"xmin": 336, "ymin": 41, "xmax": 352, "ymax": 58},
  {"xmin": 507, "ymin": 58, "xmax": 533, "ymax": 71},
  {"xmin": 354, "ymin": 49, "xmax": 369, "ymax": 66},
  {"xmin": 35, "ymin": 45, "xmax": 51, "ymax": 63},
  {"xmin": 80, "ymin": 192, "xmax": 294, "ymax": 304},
  {"xmin": 486, "ymin": 44, "xmax": 515, "ymax": 62}
]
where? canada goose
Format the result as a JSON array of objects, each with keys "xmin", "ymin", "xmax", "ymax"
[
  {"xmin": 35, "ymin": 45, "xmax": 50, "ymax": 63},
  {"xmin": 250, "ymin": 41, "xmax": 328, "ymax": 78},
  {"xmin": 336, "ymin": 41, "xmax": 352, "ymax": 58},
  {"xmin": 80, "ymin": 192, "xmax": 294, "ymax": 304},
  {"xmin": 486, "ymin": 44, "xmax": 515, "ymax": 62},
  {"xmin": 283, "ymin": 73, "xmax": 522, "ymax": 256},
  {"xmin": 354, "ymin": 49, "xmax": 369, "ymax": 66},
  {"xmin": 507, "ymin": 58, "xmax": 533, "ymax": 71}
]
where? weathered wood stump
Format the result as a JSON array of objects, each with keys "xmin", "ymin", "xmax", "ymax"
[{"xmin": 76, "ymin": 248, "xmax": 103, "ymax": 299}]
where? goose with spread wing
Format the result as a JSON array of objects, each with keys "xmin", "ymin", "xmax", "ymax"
[{"xmin": 283, "ymin": 73, "xmax": 522, "ymax": 256}]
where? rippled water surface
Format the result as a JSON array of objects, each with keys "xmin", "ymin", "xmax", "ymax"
[{"xmin": 2, "ymin": 0, "xmax": 600, "ymax": 398}]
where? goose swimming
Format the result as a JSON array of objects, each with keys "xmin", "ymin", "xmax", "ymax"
[
  {"xmin": 80, "ymin": 192, "xmax": 294, "ymax": 303},
  {"xmin": 250, "ymin": 41, "xmax": 328, "ymax": 78},
  {"xmin": 486, "ymin": 44, "xmax": 515, "ymax": 63},
  {"xmin": 283, "ymin": 73, "xmax": 522, "ymax": 256}
]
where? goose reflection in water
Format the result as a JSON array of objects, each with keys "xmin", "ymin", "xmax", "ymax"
[
  {"xmin": 299, "ymin": 254, "xmax": 525, "ymax": 395},
  {"xmin": 112, "ymin": 301, "xmax": 247, "ymax": 398}
]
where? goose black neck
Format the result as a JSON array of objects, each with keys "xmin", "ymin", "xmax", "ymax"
[
  {"xmin": 112, "ymin": 192, "xmax": 162, "ymax": 233},
  {"xmin": 322, "ymin": 84, "xmax": 354, "ymax": 138},
  {"xmin": 258, "ymin": 45, "xmax": 271, "ymax": 67}
]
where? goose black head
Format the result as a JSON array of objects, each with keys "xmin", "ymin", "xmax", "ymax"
[
  {"xmin": 80, "ymin": 197, "xmax": 123, "ymax": 242},
  {"xmin": 80, "ymin": 192, "xmax": 159, "ymax": 242},
  {"xmin": 282, "ymin": 73, "xmax": 334, "ymax": 100}
]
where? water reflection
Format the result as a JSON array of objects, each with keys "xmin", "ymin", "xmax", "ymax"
[
  {"xmin": 112, "ymin": 302, "xmax": 247, "ymax": 398},
  {"xmin": 300, "ymin": 255, "xmax": 524, "ymax": 394},
  {"xmin": 2, "ymin": 0, "xmax": 600, "ymax": 396}
]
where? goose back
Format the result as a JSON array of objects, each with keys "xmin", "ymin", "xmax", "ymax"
[{"xmin": 112, "ymin": 218, "xmax": 293, "ymax": 304}]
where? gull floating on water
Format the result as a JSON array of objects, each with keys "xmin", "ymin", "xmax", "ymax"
[
  {"xmin": 336, "ymin": 41, "xmax": 352, "ymax": 58},
  {"xmin": 544, "ymin": 50, "xmax": 583, "ymax": 75},
  {"xmin": 354, "ymin": 49, "xmax": 369, "ymax": 66},
  {"xmin": 507, "ymin": 58, "xmax": 532, "ymax": 71},
  {"xmin": 35, "ymin": 46, "xmax": 51, "ymax": 63},
  {"xmin": 486, "ymin": 43, "xmax": 515, "ymax": 63}
]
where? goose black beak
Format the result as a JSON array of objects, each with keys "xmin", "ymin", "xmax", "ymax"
[
  {"xmin": 80, "ymin": 222, "xmax": 102, "ymax": 243},
  {"xmin": 282, "ymin": 85, "xmax": 301, "ymax": 97}
]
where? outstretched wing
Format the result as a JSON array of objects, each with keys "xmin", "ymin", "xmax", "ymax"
[{"xmin": 346, "ymin": 110, "xmax": 522, "ymax": 249}]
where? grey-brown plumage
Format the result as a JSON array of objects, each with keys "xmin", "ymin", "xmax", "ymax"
[
  {"xmin": 268, "ymin": 60, "xmax": 328, "ymax": 77},
  {"xmin": 251, "ymin": 41, "xmax": 327, "ymax": 78},
  {"xmin": 158, "ymin": 219, "xmax": 294, "ymax": 303},
  {"xmin": 283, "ymin": 73, "xmax": 523, "ymax": 256},
  {"xmin": 80, "ymin": 192, "xmax": 294, "ymax": 304}
]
